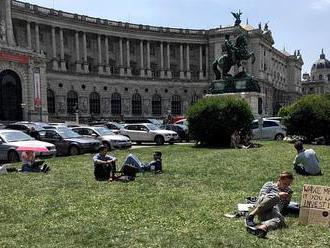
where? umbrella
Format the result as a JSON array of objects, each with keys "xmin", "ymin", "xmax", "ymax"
[{"xmin": 16, "ymin": 146, "xmax": 49, "ymax": 152}]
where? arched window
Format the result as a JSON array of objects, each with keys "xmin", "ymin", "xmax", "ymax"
[
  {"xmin": 67, "ymin": 90, "xmax": 78, "ymax": 114},
  {"xmin": 132, "ymin": 93, "xmax": 142, "ymax": 115},
  {"xmin": 111, "ymin": 92, "xmax": 121, "ymax": 115},
  {"xmin": 47, "ymin": 89, "xmax": 55, "ymax": 114},
  {"xmin": 152, "ymin": 94, "xmax": 162, "ymax": 116},
  {"xmin": 171, "ymin": 95, "xmax": 181, "ymax": 115},
  {"xmin": 191, "ymin": 94, "xmax": 199, "ymax": 105},
  {"xmin": 258, "ymin": 97, "xmax": 263, "ymax": 115},
  {"xmin": 327, "ymin": 74, "xmax": 330, "ymax": 82},
  {"xmin": 90, "ymin": 92, "xmax": 100, "ymax": 115},
  {"xmin": 319, "ymin": 74, "xmax": 323, "ymax": 81}
]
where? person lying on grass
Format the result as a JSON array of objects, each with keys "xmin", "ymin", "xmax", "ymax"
[
  {"xmin": 93, "ymin": 145, "xmax": 117, "ymax": 182},
  {"xmin": 245, "ymin": 171, "xmax": 294, "ymax": 238}
]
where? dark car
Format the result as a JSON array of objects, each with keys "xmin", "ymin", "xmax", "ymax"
[
  {"xmin": 6, "ymin": 122, "xmax": 44, "ymax": 133},
  {"xmin": 160, "ymin": 124, "xmax": 189, "ymax": 142},
  {"xmin": 38, "ymin": 127, "xmax": 101, "ymax": 156}
]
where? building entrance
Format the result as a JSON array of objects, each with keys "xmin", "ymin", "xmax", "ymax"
[{"xmin": 0, "ymin": 70, "xmax": 23, "ymax": 121}]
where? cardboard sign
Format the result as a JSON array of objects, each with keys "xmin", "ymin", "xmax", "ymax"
[{"xmin": 299, "ymin": 184, "xmax": 330, "ymax": 226}]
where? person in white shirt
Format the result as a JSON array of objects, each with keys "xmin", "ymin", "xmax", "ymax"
[{"xmin": 293, "ymin": 141, "xmax": 321, "ymax": 176}]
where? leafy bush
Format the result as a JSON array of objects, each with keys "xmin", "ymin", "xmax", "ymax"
[
  {"xmin": 187, "ymin": 95, "xmax": 254, "ymax": 146},
  {"xmin": 279, "ymin": 94, "xmax": 330, "ymax": 144}
]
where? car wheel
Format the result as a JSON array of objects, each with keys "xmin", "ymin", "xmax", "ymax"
[
  {"xmin": 8, "ymin": 150, "xmax": 20, "ymax": 163},
  {"xmin": 102, "ymin": 141, "xmax": 111, "ymax": 151},
  {"xmin": 155, "ymin": 136, "xmax": 165, "ymax": 145},
  {"xmin": 275, "ymin": 134, "xmax": 284, "ymax": 141},
  {"xmin": 69, "ymin": 145, "xmax": 80, "ymax": 156}
]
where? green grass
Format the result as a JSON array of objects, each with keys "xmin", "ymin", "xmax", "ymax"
[{"xmin": 1, "ymin": 141, "xmax": 330, "ymax": 247}]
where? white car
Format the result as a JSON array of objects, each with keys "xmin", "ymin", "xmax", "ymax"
[
  {"xmin": 251, "ymin": 119, "xmax": 286, "ymax": 140},
  {"xmin": 0, "ymin": 130, "xmax": 56, "ymax": 162},
  {"xmin": 72, "ymin": 126, "xmax": 131, "ymax": 150},
  {"xmin": 120, "ymin": 123, "xmax": 179, "ymax": 145}
]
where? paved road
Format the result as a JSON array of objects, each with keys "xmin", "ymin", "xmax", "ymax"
[{"xmin": 130, "ymin": 142, "xmax": 193, "ymax": 149}]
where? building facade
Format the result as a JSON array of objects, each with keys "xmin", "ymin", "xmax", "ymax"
[
  {"xmin": 302, "ymin": 49, "xmax": 330, "ymax": 95},
  {"xmin": 0, "ymin": 0, "xmax": 303, "ymax": 122}
]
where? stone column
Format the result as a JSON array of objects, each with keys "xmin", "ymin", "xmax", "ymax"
[
  {"xmin": 199, "ymin": 45, "xmax": 204, "ymax": 80},
  {"xmin": 146, "ymin": 41, "xmax": 152, "ymax": 77},
  {"xmin": 104, "ymin": 36, "xmax": 111, "ymax": 74},
  {"xmin": 139, "ymin": 40, "xmax": 145, "ymax": 77},
  {"xmin": 75, "ymin": 31, "xmax": 82, "ymax": 72},
  {"xmin": 59, "ymin": 28, "xmax": 66, "ymax": 71},
  {"xmin": 160, "ymin": 42, "xmax": 165, "ymax": 78},
  {"xmin": 35, "ymin": 23, "xmax": 40, "ymax": 53},
  {"xmin": 186, "ymin": 44, "xmax": 191, "ymax": 79},
  {"xmin": 82, "ymin": 32, "xmax": 89, "ymax": 73},
  {"xmin": 26, "ymin": 21, "xmax": 31, "ymax": 49},
  {"xmin": 205, "ymin": 45, "xmax": 209, "ymax": 80},
  {"xmin": 126, "ymin": 39, "xmax": 132, "ymax": 76},
  {"xmin": 51, "ymin": 26, "xmax": 58, "ymax": 70},
  {"xmin": 180, "ymin": 44, "xmax": 185, "ymax": 79},
  {"xmin": 97, "ymin": 34, "xmax": 103, "ymax": 74},
  {"xmin": 2, "ymin": 0, "xmax": 15, "ymax": 46},
  {"xmin": 119, "ymin": 38, "xmax": 125, "ymax": 76},
  {"xmin": 167, "ymin": 43, "xmax": 172, "ymax": 78}
]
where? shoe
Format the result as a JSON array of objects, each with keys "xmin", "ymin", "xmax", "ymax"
[
  {"xmin": 41, "ymin": 164, "xmax": 48, "ymax": 172},
  {"xmin": 43, "ymin": 166, "xmax": 51, "ymax": 173},
  {"xmin": 245, "ymin": 214, "xmax": 256, "ymax": 227},
  {"xmin": 246, "ymin": 226, "xmax": 267, "ymax": 238}
]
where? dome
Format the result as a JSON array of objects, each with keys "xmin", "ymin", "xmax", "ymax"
[{"xmin": 312, "ymin": 49, "xmax": 330, "ymax": 70}]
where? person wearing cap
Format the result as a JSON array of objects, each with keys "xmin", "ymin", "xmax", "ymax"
[
  {"xmin": 93, "ymin": 145, "xmax": 117, "ymax": 182},
  {"xmin": 245, "ymin": 171, "xmax": 294, "ymax": 238},
  {"xmin": 293, "ymin": 141, "xmax": 321, "ymax": 176}
]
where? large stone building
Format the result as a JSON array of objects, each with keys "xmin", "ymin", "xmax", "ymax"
[
  {"xmin": 0, "ymin": 0, "xmax": 303, "ymax": 122},
  {"xmin": 302, "ymin": 49, "xmax": 330, "ymax": 95}
]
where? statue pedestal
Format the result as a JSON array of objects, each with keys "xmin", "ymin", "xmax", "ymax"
[
  {"xmin": 205, "ymin": 92, "xmax": 264, "ymax": 118},
  {"xmin": 207, "ymin": 75, "xmax": 264, "ymax": 117}
]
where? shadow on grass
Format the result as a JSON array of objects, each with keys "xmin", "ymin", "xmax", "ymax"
[{"xmin": 191, "ymin": 142, "xmax": 263, "ymax": 150}]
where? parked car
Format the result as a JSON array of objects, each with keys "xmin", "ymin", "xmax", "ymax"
[
  {"xmin": 48, "ymin": 122, "xmax": 80, "ymax": 128},
  {"xmin": 91, "ymin": 122, "xmax": 123, "ymax": 134},
  {"xmin": 251, "ymin": 119, "xmax": 286, "ymax": 140},
  {"xmin": 72, "ymin": 126, "xmax": 131, "ymax": 150},
  {"xmin": 160, "ymin": 124, "xmax": 189, "ymax": 142},
  {"xmin": 174, "ymin": 118, "xmax": 188, "ymax": 126},
  {"xmin": 120, "ymin": 123, "xmax": 179, "ymax": 145},
  {"xmin": 5, "ymin": 122, "xmax": 44, "ymax": 133},
  {"xmin": 0, "ymin": 130, "xmax": 56, "ymax": 162},
  {"xmin": 38, "ymin": 127, "xmax": 101, "ymax": 156}
]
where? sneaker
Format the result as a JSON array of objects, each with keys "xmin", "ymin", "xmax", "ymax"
[
  {"xmin": 246, "ymin": 226, "xmax": 267, "ymax": 238},
  {"xmin": 245, "ymin": 214, "xmax": 256, "ymax": 227},
  {"xmin": 43, "ymin": 166, "xmax": 51, "ymax": 173}
]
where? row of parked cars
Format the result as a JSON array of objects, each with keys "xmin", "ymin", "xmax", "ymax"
[{"xmin": 0, "ymin": 121, "xmax": 186, "ymax": 162}]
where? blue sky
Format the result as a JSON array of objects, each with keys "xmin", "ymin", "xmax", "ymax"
[{"xmin": 23, "ymin": 0, "xmax": 330, "ymax": 73}]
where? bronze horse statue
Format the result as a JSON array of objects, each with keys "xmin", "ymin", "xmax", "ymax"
[{"xmin": 212, "ymin": 34, "xmax": 255, "ymax": 80}]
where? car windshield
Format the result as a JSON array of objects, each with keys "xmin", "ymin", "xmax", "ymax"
[
  {"xmin": 146, "ymin": 124, "xmax": 160, "ymax": 130},
  {"xmin": 94, "ymin": 127, "xmax": 114, "ymax": 136},
  {"xmin": 1, "ymin": 131, "xmax": 34, "ymax": 142},
  {"xmin": 57, "ymin": 127, "xmax": 81, "ymax": 138}
]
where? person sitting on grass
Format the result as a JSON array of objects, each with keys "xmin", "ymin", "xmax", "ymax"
[
  {"xmin": 21, "ymin": 151, "xmax": 49, "ymax": 173},
  {"xmin": 93, "ymin": 145, "xmax": 117, "ymax": 182},
  {"xmin": 245, "ymin": 171, "xmax": 294, "ymax": 238},
  {"xmin": 293, "ymin": 141, "xmax": 321, "ymax": 176}
]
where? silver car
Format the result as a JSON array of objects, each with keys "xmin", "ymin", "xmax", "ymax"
[
  {"xmin": 72, "ymin": 126, "xmax": 131, "ymax": 150},
  {"xmin": 251, "ymin": 119, "xmax": 286, "ymax": 140},
  {"xmin": 0, "ymin": 130, "xmax": 56, "ymax": 162}
]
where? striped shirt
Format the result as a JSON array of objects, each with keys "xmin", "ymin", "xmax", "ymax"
[{"xmin": 259, "ymin": 181, "xmax": 293, "ymax": 210}]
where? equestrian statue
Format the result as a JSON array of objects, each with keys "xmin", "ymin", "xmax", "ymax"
[{"xmin": 212, "ymin": 34, "xmax": 255, "ymax": 80}]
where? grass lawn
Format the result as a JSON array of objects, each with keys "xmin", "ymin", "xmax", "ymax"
[{"xmin": 1, "ymin": 141, "xmax": 330, "ymax": 247}]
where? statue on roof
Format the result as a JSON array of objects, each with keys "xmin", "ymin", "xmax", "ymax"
[
  {"xmin": 231, "ymin": 10, "xmax": 242, "ymax": 26},
  {"xmin": 264, "ymin": 22, "xmax": 269, "ymax": 32}
]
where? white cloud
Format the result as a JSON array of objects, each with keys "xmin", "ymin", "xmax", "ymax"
[{"xmin": 311, "ymin": 0, "xmax": 330, "ymax": 9}]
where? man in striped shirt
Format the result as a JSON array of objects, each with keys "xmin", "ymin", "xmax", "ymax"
[{"xmin": 245, "ymin": 171, "xmax": 294, "ymax": 238}]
